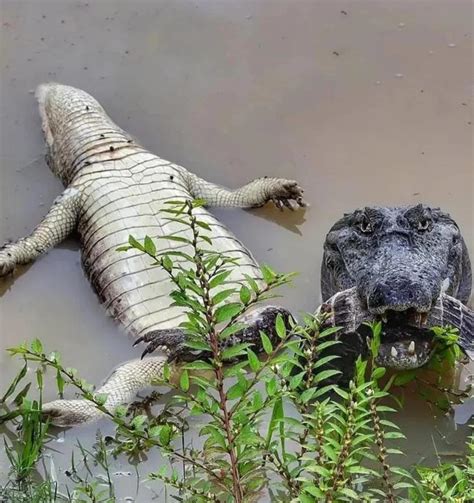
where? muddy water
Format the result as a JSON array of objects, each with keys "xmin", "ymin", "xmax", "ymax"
[{"xmin": 0, "ymin": 0, "xmax": 472, "ymax": 500}]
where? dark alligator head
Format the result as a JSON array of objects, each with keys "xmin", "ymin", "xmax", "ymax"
[{"xmin": 320, "ymin": 205, "xmax": 473, "ymax": 369}]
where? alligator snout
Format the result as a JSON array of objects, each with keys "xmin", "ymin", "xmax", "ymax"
[
  {"xmin": 320, "ymin": 205, "xmax": 472, "ymax": 371},
  {"xmin": 367, "ymin": 278, "xmax": 434, "ymax": 315}
]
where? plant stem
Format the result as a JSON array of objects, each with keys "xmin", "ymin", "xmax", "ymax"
[
  {"xmin": 368, "ymin": 388, "xmax": 395, "ymax": 503},
  {"xmin": 187, "ymin": 203, "xmax": 244, "ymax": 502}
]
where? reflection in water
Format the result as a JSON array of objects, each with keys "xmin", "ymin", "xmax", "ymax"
[{"xmin": 0, "ymin": 0, "xmax": 472, "ymax": 499}]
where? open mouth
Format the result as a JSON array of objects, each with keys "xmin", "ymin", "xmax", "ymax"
[
  {"xmin": 319, "ymin": 288, "xmax": 473, "ymax": 370},
  {"xmin": 356, "ymin": 310, "xmax": 435, "ymax": 369}
]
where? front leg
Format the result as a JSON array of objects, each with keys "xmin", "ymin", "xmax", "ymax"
[
  {"xmin": 185, "ymin": 172, "xmax": 306, "ymax": 210},
  {"xmin": 135, "ymin": 306, "xmax": 293, "ymax": 360},
  {"xmin": 0, "ymin": 187, "xmax": 81, "ymax": 276}
]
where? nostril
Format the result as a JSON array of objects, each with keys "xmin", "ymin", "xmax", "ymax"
[
  {"xmin": 368, "ymin": 283, "xmax": 391, "ymax": 311},
  {"xmin": 368, "ymin": 279, "xmax": 432, "ymax": 313}
]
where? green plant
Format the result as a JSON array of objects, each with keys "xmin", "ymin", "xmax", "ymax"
[{"xmin": 1, "ymin": 199, "xmax": 472, "ymax": 502}]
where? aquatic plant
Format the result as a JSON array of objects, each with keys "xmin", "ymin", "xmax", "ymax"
[{"xmin": 1, "ymin": 200, "xmax": 472, "ymax": 502}]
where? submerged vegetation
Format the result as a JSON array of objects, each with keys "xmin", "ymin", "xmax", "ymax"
[{"xmin": 1, "ymin": 200, "xmax": 472, "ymax": 502}]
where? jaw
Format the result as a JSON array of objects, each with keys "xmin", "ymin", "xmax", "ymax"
[
  {"xmin": 356, "ymin": 317, "xmax": 435, "ymax": 369},
  {"xmin": 319, "ymin": 288, "xmax": 474, "ymax": 370}
]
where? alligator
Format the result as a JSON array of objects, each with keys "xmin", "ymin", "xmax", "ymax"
[
  {"xmin": 1, "ymin": 84, "xmax": 472, "ymax": 426},
  {"xmin": 319, "ymin": 205, "xmax": 473, "ymax": 371},
  {"xmin": 0, "ymin": 83, "xmax": 305, "ymax": 426}
]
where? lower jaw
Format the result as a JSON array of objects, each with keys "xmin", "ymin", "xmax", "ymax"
[
  {"xmin": 374, "ymin": 341, "xmax": 434, "ymax": 369},
  {"xmin": 357, "ymin": 323, "xmax": 435, "ymax": 370}
]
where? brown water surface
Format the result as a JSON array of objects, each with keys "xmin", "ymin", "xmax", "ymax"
[{"xmin": 0, "ymin": 1, "xmax": 472, "ymax": 500}]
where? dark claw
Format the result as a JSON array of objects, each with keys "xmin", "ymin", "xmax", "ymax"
[
  {"xmin": 133, "ymin": 329, "xmax": 186, "ymax": 359},
  {"xmin": 282, "ymin": 199, "xmax": 295, "ymax": 211},
  {"xmin": 273, "ymin": 199, "xmax": 284, "ymax": 211}
]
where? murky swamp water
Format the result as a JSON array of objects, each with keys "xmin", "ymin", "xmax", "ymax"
[{"xmin": 0, "ymin": 0, "xmax": 472, "ymax": 500}]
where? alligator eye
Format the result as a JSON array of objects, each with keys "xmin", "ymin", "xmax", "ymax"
[
  {"xmin": 417, "ymin": 218, "xmax": 431, "ymax": 232},
  {"xmin": 358, "ymin": 217, "xmax": 373, "ymax": 234}
]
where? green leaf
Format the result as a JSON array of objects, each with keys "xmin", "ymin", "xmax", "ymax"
[
  {"xmin": 239, "ymin": 285, "xmax": 251, "ymax": 304},
  {"xmin": 114, "ymin": 405, "xmax": 128, "ymax": 418},
  {"xmin": 221, "ymin": 343, "xmax": 252, "ymax": 361},
  {"xmin": 183, "ymin": 361, "xmax": 214, "ymax": 371},
  {"xmin": 226, "ymin": 382, "xmax": 246, "ymax": 400},
  {"xmin": 209, "ymin": 270, "xmax": 232, "ymax": 289},
  {"xmin": 393, "ymin": 369, "xmax": 418, "ymax": 386},
  {"xmin": 157, "ymin": 235, "xmax": 192, "ymax": 244},
  {"xmin": 289, "ymin": 371, "xmax": 306, "ymax": 389},
  {"xmin": 215, "ymin": 303, "xmax": 242, "ymax": 323},
  {"xmin": 192, "ymin": 198, "xmax": 207, "ymax": 208},
  {"xmin": 339, "ymin": 488, "xmax": 359, "ymax": 499},
  {"xmin": 260, "ymin": 264, "xmax": 276, "ymax": 283},
  {"xmin": 56, "ymin": 369, "xmax": 65, "ymax": 397},
  {"xmin": 302, "ymin": 485, "xmax": 324, "ymax": 498},
  {"xmin": 265, "ymin": 377, "xmax": 277, "ymax": 397},
  {"xmin": 164, "ymin": 199, "xmax": 189, "ymax": 205},
  {"xmin": 219, "ymin": 322, "xmax": 245, "ymax": 340},
  {"xmin": 131, "ymin": 414, "xmax": 148, "ymax": 429},
  {"xmin": 265, "ymin": 396, "xmax": 283, "ymax": 448},
  {"xmin": 313, "ymin": 369, "xmax": 340, "ymax": 384},
  {"xmin": 31, "ymin": 338, "xmax": 43, "ymax": 354},
  {"xmin": 94, "ymin": 393, "xmax": 108, "ymax": 406},
  {"xmin": 144, "ymin": 235, "xmax": 156, "ymax": 256},
  {"xmin": 116, "ymin": 245, "xmax": 132, "ymax": 252},
  {"xmin": 212, "ymin": 289, "xmax": 236, "ymax": 305},
  {"xmin": 35, "ymin": 368, "xmax": 43, "ymax": 390},
  {"xmin": 260, "ymin": 332, "xmax": 273, "ymax": 355},
  {"xmin": 252, "ymin": 391, "xmax": 263, "ymax": 410},
  {"xmin": 244, "ymin": 274, "xmax": 260, "ymax": 293},
  {"xmin": 128, "ymin": 235, "xmax": 144, "ymax": 251},
  {"xmin": 199, "ymin": 235, "xmax": 212, "ymax": 246},
  {"xmin": 275, "ymin": 314, "xmax": 286, "ymax": 339},
  {"xmin": 305, "ymin": 465, "xmax": 331, "ymax": 477},
  {"xmin": 372, "ymin": 366, "xmax": 386, "ymax": 380},
  {"xmin": 159, "ymin": 424, "xmax": 172, "ymax": 446},
  {"xmin": 185, "ymin": 340, "xmax": 211, "ymax": 352},
  {"xmin": 162, "ymin": 363, "xmax": 171, "ymax": 381},
  {"xmin": 313, "ymin": 354, "xmax": 340, "ymax": 369},
  {"xmin": 196, "ymin": 220, "xmax": 211, "ymax": 231},
  {"xmin": 300, "ymin": 387, "xmax": 317, "ymax": 403},
  {"xmin": 247, "ymin": 349, "xmax": 261, "ymax": 372},
  {"xmin": 180, "ymin": 370, "xmax": 190, "ymax": 392},
  {"xmin": 318, "ymin": 326, "xmax": 342, "ymax": 338},
  {"xmin": 1, "ymin": 362, "xmax": 27, "ymax": 403},
  {"xmin": 13, "ymin": 383, "xmax": 32, "ymax": 407}
]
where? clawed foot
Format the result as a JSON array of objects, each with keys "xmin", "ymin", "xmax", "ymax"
[
  {"xmin": 0, "ymin": 247, "xmax": 16, "ymax": 277},
  {"xmin": 133, "ymin": 329, "xmax": 187, "ymax": 360},
  {"xmin": 265, "ymin": 178, "xmax": 307, "ymax": 211},
  {"xmin": 319, "ymin": 288, "xmax": 374, "ymax": 335}
]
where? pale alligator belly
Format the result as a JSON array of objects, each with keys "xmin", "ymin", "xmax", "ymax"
[{"xmin": 77, "ymin": 153, "xmax": 261, "ymax": 338}]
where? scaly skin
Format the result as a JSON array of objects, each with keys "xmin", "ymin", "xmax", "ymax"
[
  {"xmin": 320, "ymin": 206, "xmax": 473, "ymax": 370},
  {"xmin": 0, "ymin": 83, "xmax": 305, "ymax": 426}
]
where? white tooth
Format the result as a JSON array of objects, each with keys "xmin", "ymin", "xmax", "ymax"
[
  {"xmin": 391, "ymin": 346, "xmax": 398, "ymax": 358},
  {"xmin": 381, "ymin": 314, "xmax": 388, "ymax": 323},
  {"xmin": 408, "ymin": 341, "xmax": 415, "ymax": 354}
]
